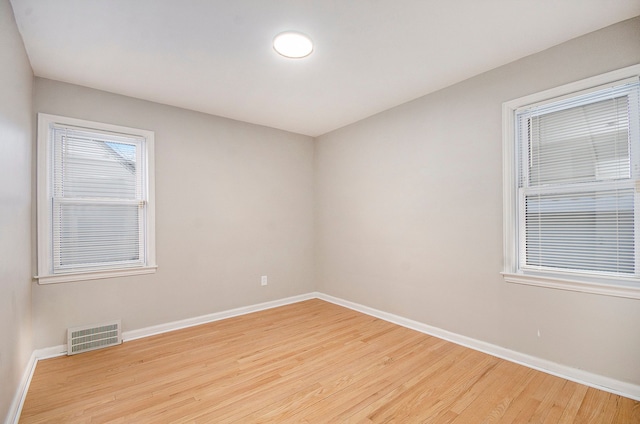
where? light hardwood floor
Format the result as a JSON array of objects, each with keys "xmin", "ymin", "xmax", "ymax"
[{"xmin": 20, "ymin": 299, "xmax": 639, "ymax": 423}]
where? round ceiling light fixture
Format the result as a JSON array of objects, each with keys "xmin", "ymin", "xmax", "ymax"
[{"xmin": 273, "ymin": 31, "xmax": 313, "ymax": 59}]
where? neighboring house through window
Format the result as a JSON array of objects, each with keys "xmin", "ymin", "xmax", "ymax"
[
  {"xmin": 36, "ymin": 114, "xmax": 156, "ymax": 284},
  {"xmin": 502, "ymin": 65, "xmax": 640, "ymax": 299}
]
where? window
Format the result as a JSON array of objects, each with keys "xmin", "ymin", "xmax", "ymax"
[
  {"xmin": 36, "ymin": 114, "xmax": 156, "ymax": 284},
  {"xmin": 502, "ymin": 65, "xmax": 640, "ymax": 299}
]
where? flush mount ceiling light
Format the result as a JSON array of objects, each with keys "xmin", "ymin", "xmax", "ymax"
[{"xmin": 273, "ymin": 31, "xmax": 314, "ymax": 59}]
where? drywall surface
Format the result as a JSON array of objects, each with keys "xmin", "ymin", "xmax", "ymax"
[
  {"xmin": 0, "ymin": 0, "xmax": 33, "ymax": 420},
  {"xmin": 315, "ymin": 17, "xmax": 640, "ymax": 384},
  {"xmin": 32, "ymin": 79, "xmax": 315, "ymax": 348}
]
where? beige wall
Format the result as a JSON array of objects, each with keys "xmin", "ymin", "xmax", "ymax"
[
  {"xmin": 315, "ymin": 17, "xmax": 640, "ymax": 385},
  {"xmin": 0, "ymin": 0, "xmax": 33, "ymax": 420},
  {"xmin": 32, "ymin": 79, "xmax": 315, "ymax": 348}
]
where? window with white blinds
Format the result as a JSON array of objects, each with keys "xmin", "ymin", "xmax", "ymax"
[
  {"xmin": 503, "ymin": 65, "xmax": 640, "ymax": 299},
  {"xmin": 37, "ymin": 114, "xmax": 156, "ymax": 284},
  {"xmin": 516, "ymin": 81, "xmax": 639, "ymax": 278}
]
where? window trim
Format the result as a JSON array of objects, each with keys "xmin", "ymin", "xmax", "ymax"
[
  {"xmin": 502, "ymin": 64, "xmax": 640, "ymax": 299},
  {"xmin": 36, "ymin": 114, "xmax": 157, "ymax": 284}
]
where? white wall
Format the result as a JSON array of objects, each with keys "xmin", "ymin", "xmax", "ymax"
[
  {"xmin": 32, "ymin": 79, "xmax": 315, "ymax": 348},
  {"xmin": 0, "ymin": 0, "xmax": 33, "ymax": 420},
  {"xmin": 315, "ymin": 17, "xmax": 640, "ymax": 385}
]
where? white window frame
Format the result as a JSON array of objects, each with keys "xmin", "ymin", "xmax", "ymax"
[
  {"xmin": 502, "ymin": 64, "xmax": 640, "ymax": 300},
  {"xmin": 36, "ymin": 114, "xmax": 157, "ymax": 284}
]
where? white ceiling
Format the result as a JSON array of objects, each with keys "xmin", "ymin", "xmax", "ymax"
[{"xmin": 10, "ymin": 0, "xmax": 640, "ymax": 137}]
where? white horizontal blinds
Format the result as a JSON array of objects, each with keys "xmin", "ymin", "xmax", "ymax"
[
  {"xmin": 55, "ymin": 128, "xmax": 140, "ymax": 198},
  {"xmin": 517, "ymin": 79, "xmax": 640, "ymax": 277},
  {"xmin": 525, "ymin": 189, "xmax": 635, "ymax": 274},
  {"xmin": 51, "ymin": 125, "xmax": 146, "ymax": 273},
  {"xmin": 528, "ymin": 97, "xmax": 630, "ymax": 185}
]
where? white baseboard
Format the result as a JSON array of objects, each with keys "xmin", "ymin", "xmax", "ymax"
[
  {"xmin": 316, "ymin": 292, "xmax": 640, "ymax": 401},
  {"xmin": 34, "ymin": 344, "xmax": 67, "ymax": 360},
  {"xmin": 10, "ymin": 290, "xmax": 638, "ymax": 424},
  {"xmin": 6, "ymin": 351, "xmax": 36, "ymax": 424}
]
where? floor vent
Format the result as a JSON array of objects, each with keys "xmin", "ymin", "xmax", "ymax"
[{"xmin": 67, "ymin": 320, "xmax": 122, "ymax": 355}]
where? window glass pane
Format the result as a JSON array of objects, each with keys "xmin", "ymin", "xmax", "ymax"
[
  {"xmin": 527, "ymin": 97, "xmax": 630, "ymax": 186},
  {"xmin": 525, "ymin": 189, "xmax": 634, "ymax": 275},
  {"xmin": 54, "ymin": 203, "xmax": 141, "ymax": 270},
  {"xmin": 54, "ymin": 128, "xmax": 139, "ymax": 199}
]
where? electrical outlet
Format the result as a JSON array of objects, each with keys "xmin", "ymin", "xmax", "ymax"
[{"xmin": 261, "ymin": 275, "xmax": 268, "ymax": 286}]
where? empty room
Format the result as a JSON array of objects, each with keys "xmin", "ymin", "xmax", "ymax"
[{"xmin": 2, "ymin": 0, "xmax": 640, "ymax": 422}]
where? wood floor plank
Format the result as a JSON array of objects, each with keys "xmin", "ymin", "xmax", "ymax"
[
  {"xmin": 612, "ymin": 396, "xmax": 640, "ymax": 423},
  {"xmin": 302, "ymin": 341, "xmax": 462, "ymax": 423},
  {"xmin": 539, "ymin": 381, "xmax": 578, "ymax": 424},
  {"xmin": 19, "ymin": 299, "xmax": 638, "ymax": 423},
  {"xmin": 237, "ymin": 331, "xmax": 432, "ymax": 422},
  {"xmin": 524, "ymin": 374, "xmax": 567, "ymax": 423},
  {"xmin": 449, "ymin": 362, "xmax": 534, "ymax": 423}
]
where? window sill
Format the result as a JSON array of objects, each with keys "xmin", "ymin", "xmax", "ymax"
[
  {"xmin": 35, "ymin": 266, "xmax": 157, "ymax": 285},
  {"xmin": 502, "ymin": 272, "xmax": 640, "ymax": 300}
]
